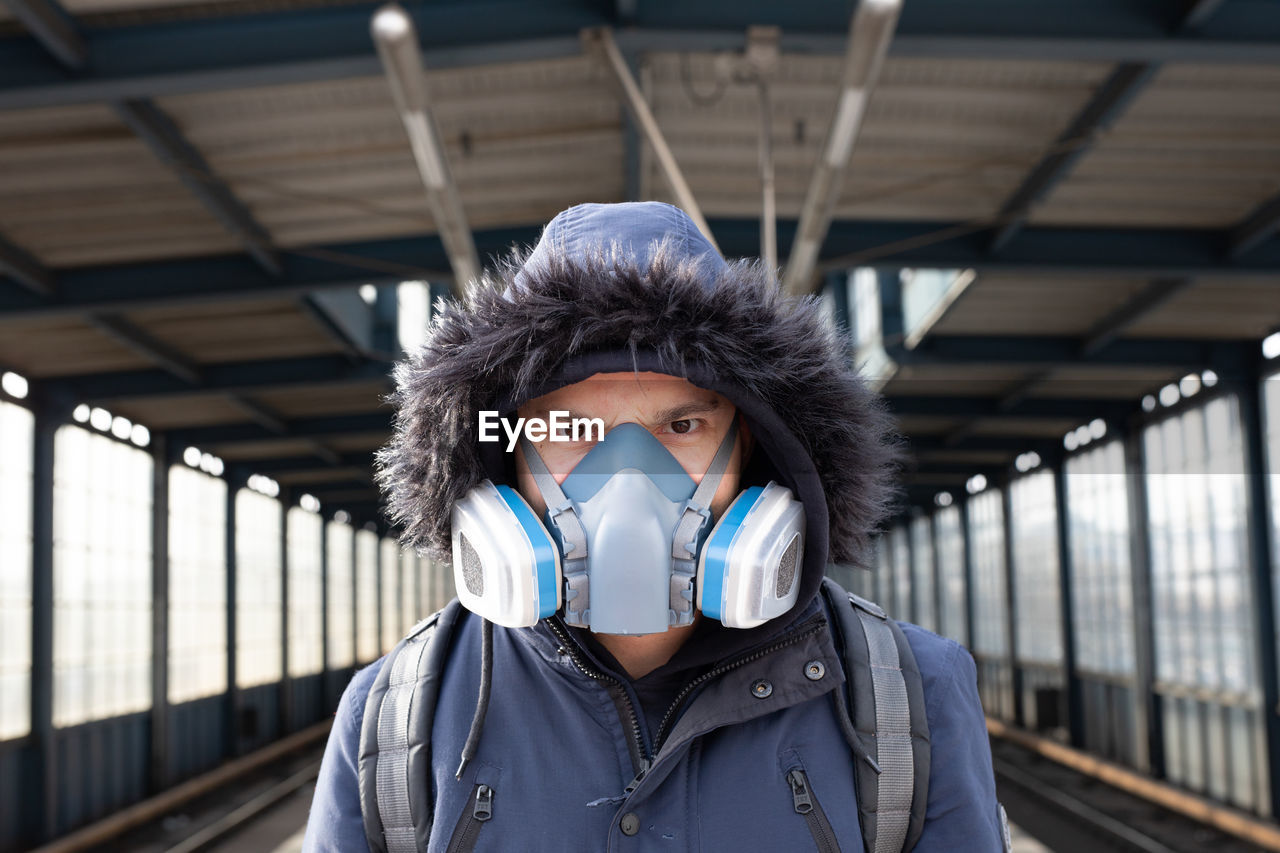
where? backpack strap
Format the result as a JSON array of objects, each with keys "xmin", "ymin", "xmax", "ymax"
[
  {"xmin": 821, "ymin": 578, "xmax": 931, "ymax": 853},
  {"xmin": 358, "ymin": 598, "xmax": 468, "ymax": 853}
]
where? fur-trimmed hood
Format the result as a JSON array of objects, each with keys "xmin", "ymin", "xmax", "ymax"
[{"xmin": 376, "ymin": 202, "xmax": 901, "ymax": 617}]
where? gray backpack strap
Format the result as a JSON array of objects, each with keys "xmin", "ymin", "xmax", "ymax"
[
  {"xmin": 821, "ymin": 578, "xmax": 931, "ymax": 853},
  {"xmin": 358, "ymin": 598, "xmax": 467, "ymax": 853}
]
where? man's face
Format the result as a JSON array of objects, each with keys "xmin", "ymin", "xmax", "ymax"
[{"xmin": 514, "ymin": 371, "xmax": 747, "ymax": 520}]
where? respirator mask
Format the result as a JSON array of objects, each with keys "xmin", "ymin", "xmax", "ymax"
[{"xmin": 451, "ymin": 417, "xmax": 805, "ymax": 633}]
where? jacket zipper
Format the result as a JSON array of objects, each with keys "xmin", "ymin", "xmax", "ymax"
[
  {"xmin": 548, "ymin": 615, "xmax": 826, "ymax": 795},
  {"xmin": 787, "ymin": 768, "xmax": 840, "ymax": 853},
  {"xmin": 546, "ymin": 617, "xmax": 651, "ymax": 781},
  {"xmin": 445, "ymin": 783, "xmax": 494, "ymax": 853}
]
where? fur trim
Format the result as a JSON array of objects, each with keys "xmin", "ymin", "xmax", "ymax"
[{"xmin": 376, "ymin": 242, "xmax": 903, "ymax": 573}]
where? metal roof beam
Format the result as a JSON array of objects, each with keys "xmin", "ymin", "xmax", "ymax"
[
  {"xmin": 5, "ymin": 221, "xmax": 1279, "ymax": 321},
  {"xmin": 170, "ymin": 412, "xmax": 391, "ymax": 446},
  {"xmin": 783, "ymin": 0, "xmax": 900, "ymax": 295},
  {"xmin": 896, "ymin": 334, "xmax": 1251, "ymax": 371},
  {"xmin": 0, "ymin": 0, "xmax": 85, "ymax": 69},
  {"xmin": 85, "ymin": 313, "xmax": 204, "ymax": 384},
  {"xmin": 885, "ymin": 394, "xmax": 1133, "ymax": 420},
  {"xmin": 989, "ymin": 62, "xmax": 1159, "ymax": 253},
  {"xmin": 1228, "ymin": 193, "xmax": 1280, "ymax": 260},
  {"xmin": 0, "ymin": 232, "xmax": 55, "ymax": 296},
  {"xmin": 243, "ymin": 452, "xmax": 374, "ymax": 474},
  {"xmin": 112, "ymin": 98, "xmax": 280, "ymax": 275},
  {"xmin": 1079, "ymin": 277, "xmax": 1195, "ymax": 356},
  {"xmin": 1178, "ymin": 0, "xmax": 1229, "ymax": 32},
  {"xmin": 3, "ymin": 2, "xmax": 1280, "ymax": 111}
]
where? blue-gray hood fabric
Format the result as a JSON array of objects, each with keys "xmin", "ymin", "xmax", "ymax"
[{"xmin": 304, "ymin": 203, "xmax": 1005, "ymax": 851}]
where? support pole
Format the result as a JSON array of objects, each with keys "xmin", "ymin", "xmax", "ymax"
[
  {"xmin": 586, "ymin": 27, "xmax": 718, "ymax": 251},
  {"xmin": 1123, "ymin": 420, "xmax": 1161, "ymax": 775},
  {"xmin": 149, "ymin": 435, "xmax": 170, "ymax": 793},
  {"xmin": 1054, "ymin": 459, "xmax": 1085, "ymax": 748}
]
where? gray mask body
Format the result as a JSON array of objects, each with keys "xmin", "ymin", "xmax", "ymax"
[{"xmin": 523, "ymin": 421, "xmax": 736, "ymax": 635}]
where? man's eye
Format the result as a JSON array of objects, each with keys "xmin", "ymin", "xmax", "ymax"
[{"xmin": 669, "ymin": 419, "xmax": 695, "ymax": 434}]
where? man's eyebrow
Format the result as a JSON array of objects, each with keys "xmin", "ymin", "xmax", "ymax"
[{"xmin": 652, "ymin": 398, "xmax": 722, "ymax": 424}]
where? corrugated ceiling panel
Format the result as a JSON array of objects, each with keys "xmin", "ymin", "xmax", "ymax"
[
  {"xmin": 0, "ymin": 316, "xmax": 155, "ymax": 377},
  {"xmin": 0, "ymin": 103, "xmax": 242, "ymax": 267},
  {"xmin": 883, "ymin": 363, "xmax": 1033, "ymax": 398},
  {"xmin": 930, "ymin": 272, "xmax": 1154, "ymax": 336},
  {"xmin": 125, "ymin": 300, "xmax": 341, "ymax": 363},
  {"xmin": 647, "ymin": 54, "xmax": 1113, "ymax": 222},
  {"xmin": 1032, "ymin": 64, "xmax": 1280, "ymax": 228},
  {"xmin": 155, "ymin": 57, "xmax": 623, "ymax": 246},
  {"xmin": 1122, "ymin": 278, "xmax": 1280, "ymax": 340}
]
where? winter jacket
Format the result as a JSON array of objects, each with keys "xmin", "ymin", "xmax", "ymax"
[
  {"xmin": 303, "ymin": 201, "xmax": 1006, "ymax": 851},
  {"xmin": 303, "ymin": 591, "xmax": 1006, "ymax": 851}
]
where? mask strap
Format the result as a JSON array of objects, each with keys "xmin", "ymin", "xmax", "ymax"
[
  {"xmin": 671, "ymin": 415, "xmax": 740, "ymax": 564},
  {"xmin": 519, "ymin": 438, "xmax": 589, "ymax": 567}
]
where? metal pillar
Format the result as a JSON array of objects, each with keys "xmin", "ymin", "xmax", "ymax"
[
  {"xmin": 1054, "ymin": 459, "xmax": 1085, "ymax": 748},
  {"xmin": 148, "ymin": 434, "xmax": 170, "ymax": 792},
  {"xmin": 30, "ymin": 407, "xmax": 56, "ymax": 842},
  {"xmin": 959, "ymin": 497, "xmax": 977, "ymax": 653},
  {"xmin": 279, "ymin": 490, "xmax": 292, "ymax": 734},
  {"xmin": 1237, "ymin": 374, "xmax": 1280, "ymax": 817},
  {"xmin": 223, "ymin": 474, "xmax": 241, "ymax": 755},
  {"xmin": 1001, "ymin": 479, "xmax": 1024, "ymax": 726},
  {"xmin": 1123, "ymin": 420, "xmax": 1161, "ymax": 775}
]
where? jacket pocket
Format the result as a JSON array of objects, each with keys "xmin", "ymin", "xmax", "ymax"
[
  {"xmin": 785, "ymin": 767, "xmax": 841, "ymax": 853},
  {"xmin": 445, "ymin": 783, "xmax": 494, "ymax": 853}
]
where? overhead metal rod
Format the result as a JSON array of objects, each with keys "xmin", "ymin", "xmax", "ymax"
[
  {"xmin": 585, "ymin": 26, "xmax": 719, "ymax": 251},
  {"xmin": 112, "ymin": 98, "xmax": 281, "ymax": 276},
  {"xmin": 989, "ymin": 62, "xmax": 1159, "ymax": 253},
  {"xmin": 782, "ymin": 0, "xmax": 901, "ymax": 295},
  {"xmin": 0, "ymin": 231, "xmax": 55, "ymax": 296},
  {"xmin": 0, "ymin": 0, "xmax": 85, "ymax": 68},
  {"xmin": 372, "ymin": 3, "xmax": 481, "ymax": 294}
]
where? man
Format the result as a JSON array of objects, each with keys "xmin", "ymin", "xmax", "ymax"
[{"xmin": 304, "ymin": 202, "xmax": 1007, "ymax": 851}]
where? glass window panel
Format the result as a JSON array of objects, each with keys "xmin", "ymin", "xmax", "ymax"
[
  {"xmin": 1065, "ymin": 441, "xmax": 1135, "ymax": 676},
  {"xmin": 235, "ymin": 489, "xmax": 282, "ymax": 688},
  {"xmin": 0, "ymin": 401, "xmax": 33, "ymax": 740},
  {"xmin": 287, "ymin": 508, "xmax": 323, "ymax": 677},
  {"xmin": 356, "ymin": 530, "xmax": 380, "ymax": 663},
  {"xmin": 1010, "ymin": 470, "xmax": 1063, "ymax": 666},
  {"xmin": 873, "ymin": 535, "xmax": 894, "ymax": 609},
  {"xmin": 1266, "ymin": 373, "xmax": 1280, "ymax": 695},
  {"xmin": 380, "ymin": 538, "xmax": 400, "ymax": 652},
  {"xmin": 326, "ymin": 522, "xmax": 355, "ymax": 670},
  {"xmin": 968, "ymin": 489, "xmax": 1008, "ymax": 657},
  {"xmin": 52, "ymin": 425, "xmax": 153, "ymax": 727},
  {"xmin": 909, "ymin": 516, "xmax": 937, "ymax": 631},
  {"xmin": 167, "ymin": 466, "xmax": 227, "ymax": 704},
  {"xmin": 934, "ymin": 505, "xmax": 967, "ymax": 645},
  {"xmin": 1145, "ymin": 397, "xmax": 1258, "ymax": 698}
]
